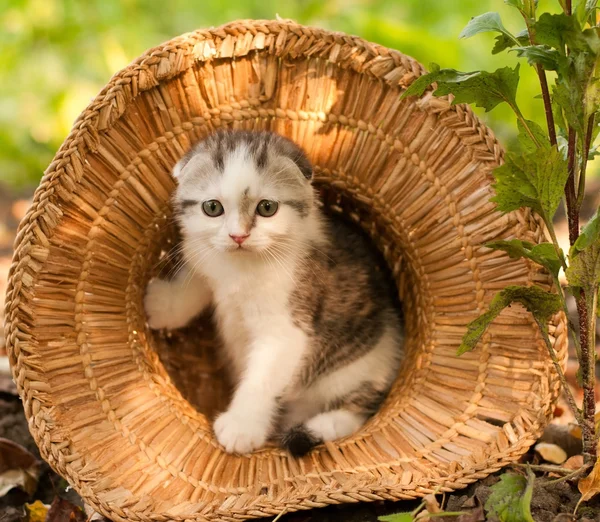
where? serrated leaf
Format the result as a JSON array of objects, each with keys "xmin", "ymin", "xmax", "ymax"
[
  {"xmin": 512, "ymin": 45, "xmax": 567, "ymax": 71},
  {"xmin": 485, "ymin": 471, "xmax": 535, "ymax": 522},
  {"xmin": 459, "ymin": 12, "xmax": 517, "ymax": 43},
  {"xmin": 433, "ymin": 65, "xmax": 521, "ymax": 112},
  {"xmin": 535, "ymin": 13, "xmax": 583, "ymax": 53},
  {"xmin": 458, "ymin": 286, "xmax": 561, "ymax": 355},
  {"xmin": 401, "ymin": 65, "xmax": 522, "ymax": 113},
  {"xmin": 401, "ymin": 63, "xmax": 480, "ymax": 99},
  {"xmin": 486, "ymin": 240, "xmax": 563, "ymax": 277},
  {"xmin": 565, "ymin": 248, "xmax": 600, "ymax": 288},
  {"xmin": 493, "ymin": 29, "xmax": 530, "ymax": 54},
  {"xmin": 566, "ymin": 210, "xmax": 600, "ymax": 288},
  {"xmin": 516, "ymin": 119, "xmax": 550, "ymax": 152},
  {"xmin": 553, "ymin": 80, "xmax": 586, "ymax": 135},
  {"xmin": 491, "ymin": 146, "xmax": 569, "ymax": 224},
  {"xmin": 573, "ymin": 208, "xmax": 600, "ymax": 253}
]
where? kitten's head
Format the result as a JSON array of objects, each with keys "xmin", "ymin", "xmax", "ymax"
[{"xmin": 173, "ymin": 130, "xmax": 317, "ymax": 259}]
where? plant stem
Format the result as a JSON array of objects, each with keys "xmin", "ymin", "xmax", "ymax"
[
  {"xmin": 535, "ymin": 318, "xmax": 584, "ymax": 425},
  {"xmin": 553, "ymin": 276, "xmax": 581, "ymax": 358},
  {"xmin": 566, "ymin": 0, "xmax": 572, "ymax": 15},
  {"xmin": 565, "ymin": 127, "xmax": 580, "ymax": 245},
  {"xmin": 576, "ymin": 288, "xmax": 597, "ymax": 463},
  {"xmin": 537, "ymin": 66, "xmax": 558, "ymax": 147},
  {"xmin": 522, "ymin": 14, "xmax": 558, "ymax": 147},
  {"xmin": 576, "ymin": 115, "xmax": 595, "ymax": 211}
]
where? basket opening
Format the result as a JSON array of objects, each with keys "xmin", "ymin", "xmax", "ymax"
[{"xmin": 147, "ymin": 180, "xmax": 421, "ymax": 424}]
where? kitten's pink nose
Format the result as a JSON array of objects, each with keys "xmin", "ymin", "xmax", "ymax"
[{"xmin": 229, "ymin": 233, "xmax": 249, "ymax": 245}]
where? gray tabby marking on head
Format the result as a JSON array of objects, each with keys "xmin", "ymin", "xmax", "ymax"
[{"xmin": 173, "ymin": 129, "xmax": 314, "ymax": 220}]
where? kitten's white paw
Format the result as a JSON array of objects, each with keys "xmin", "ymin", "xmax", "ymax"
[
  {"xmin": 144, "ymin": 278, "xmax": 189, "ymax": 330},
  {"xmin": 305, "ymin": 410, "xmax": 365, "ymax": 441},
  {"xmin": 214, "ymin": 408, "xmax": 270, "ymax": 454}
]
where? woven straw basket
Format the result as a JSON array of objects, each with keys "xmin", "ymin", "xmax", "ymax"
[{"xmin": 5, "ymin": 19, "xmax": 567, "ymax": 522}]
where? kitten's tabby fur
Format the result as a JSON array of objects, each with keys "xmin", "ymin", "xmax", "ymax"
[{"xmin": 145, "ymin": 130, "xmax": 403, "ymax": 456}]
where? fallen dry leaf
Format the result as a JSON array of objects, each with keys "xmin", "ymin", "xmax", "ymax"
[
  {"xmin": 535, "ymin": 442, "xmax": 568, "ymax": 464},
  {"xmin": 46, "ymin": 496, "xmax": 87, "ymax": 522},
  {"xmin": 457, "ymin": 504, "xmax": 485, "ymax": 522},
  {"xmin": 564, "ymin": 455, "xmax": 584, "ymax": 471},
  {"xmin": 0, "ymin": 437, "xmax": 40, "ymax": 497},
  {"xmin": 25, "ymin": 500, "xmax": 49, "ymax": 522},
  {"xmin": 578, "ymin": 457, "xmax": 600, "ymax": 503}
]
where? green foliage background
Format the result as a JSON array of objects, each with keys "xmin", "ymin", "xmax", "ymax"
[{"xmin": 0, "ymin": 0, "xmax": 570, "ymax": 191}]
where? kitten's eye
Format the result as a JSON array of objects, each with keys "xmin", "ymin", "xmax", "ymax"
[
  {"xmin": 202, "ymin": 200, "xmax": 224, "ymax": 217},
  {"xmin": 256, "ymin": 200, "xmax": 278, "ymax": 217}
]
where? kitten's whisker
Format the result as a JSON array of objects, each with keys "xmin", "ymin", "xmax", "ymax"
[{"xmin": 265, "ymin": 247, "xmax": 298, "ymax": 286}]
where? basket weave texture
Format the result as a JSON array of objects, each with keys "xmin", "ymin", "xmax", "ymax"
[{"xmin": 5, "ymin": 19, "xmax": 567, "ymax": 522}]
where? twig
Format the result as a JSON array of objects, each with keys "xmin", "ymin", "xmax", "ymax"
[
  {"xmin": 541, "ymin": 463, "xmax": 592, "ymax": 486},
  {"xmin": 511, "ymin": 462, "xmax": 580, "ymax": 474}
]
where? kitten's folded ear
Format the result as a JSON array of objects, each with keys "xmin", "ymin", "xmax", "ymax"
[
  {"xmin": 291, "ymin": 151, "xmax": 313, "ymax": 181},
  {"xmin": 172, "ymin": 149, "xmax": 195, "ymax": 179},
  {"xmin": 277, "ymin": 137, "xmax": 313, "ymax": 180}
]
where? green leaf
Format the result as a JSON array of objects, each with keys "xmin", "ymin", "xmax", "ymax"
[
  {"xmin": 554, "ymin": 79, "xmax": 587, "ymax": 135},
  {"xmin": 435, "ymin": 65, "xmax": 521, "ymax": 112},
  {"xmin": 401, "ymin": 63, "xmax": 479, "ymax": 99},
  {"xmin": 516, "ymin": 119, "xmax": 550, "ymax": 153},
  {"xmin": 458, "ymin": 286, "xmax": 562, "ymax": 355},
  {"xmin": 512, "ymin": 45, "xmax": 567, "ymax": 71},
  {"xmin": 378, "ymin": 514, "xmax": 415, "ymax": 522},
  {"xmin": 505, "ymin": 0, "xmax": 525, "ymax": 10},
  {"xmin": 401, "ymin": 65, "xmax": 521, "ymax": 113},
  {"xmin": 566, "ymin": 209, "xmax": 600, "ymax": 288},
  {"xmin": 493, "ymin": 29, "xmax": 530, "ymax": 54},
  {"xmin": 459, "ymin": 12, "xmax": 518, "ymax": 44},
  {"xmin": 573, "ymin": 208, "xmax": 600, "ymax": 253},
  {"xmin": 491, "ymin": 146, "xmax": 569, "ymax": 224},
  {"xmin": 485, "ymin": 471, "xmax": 535, "ymax": 522},
  {"xmin": 535, "ymin": 13, "xmax": 584, "ymax": 53},
  {"xmin": 575, "ymin": 0, "xmax": 598, "ymax": 26},
  {"xmin": 505, "ymin": 0, "xmax": 537, "ymax": 17},
  {"xmin": 486, "ymin": 239, "xmax": 563, "ymax": 277}
]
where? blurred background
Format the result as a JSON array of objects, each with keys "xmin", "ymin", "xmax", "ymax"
[{"xmin": 0, "ymin": 0, "xmax": 572, "ymax": 193}]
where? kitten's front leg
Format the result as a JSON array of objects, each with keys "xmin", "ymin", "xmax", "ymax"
[
  {"xmin": 214, "ymin": 321, "xmax": 307, "ymax": 454},
  {"xmin": 144, "ymin": 266, "xmax": 212, "ymax": 330}
]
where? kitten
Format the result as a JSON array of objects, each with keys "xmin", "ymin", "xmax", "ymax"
[{"xmin": 145, "ymin": 130, "xmax": 403, "ymax": 456}]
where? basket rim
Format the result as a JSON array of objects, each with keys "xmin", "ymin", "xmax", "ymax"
[{"xmin": 4, "ymin": 18, "xmax": 565, "ymax": 522}]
